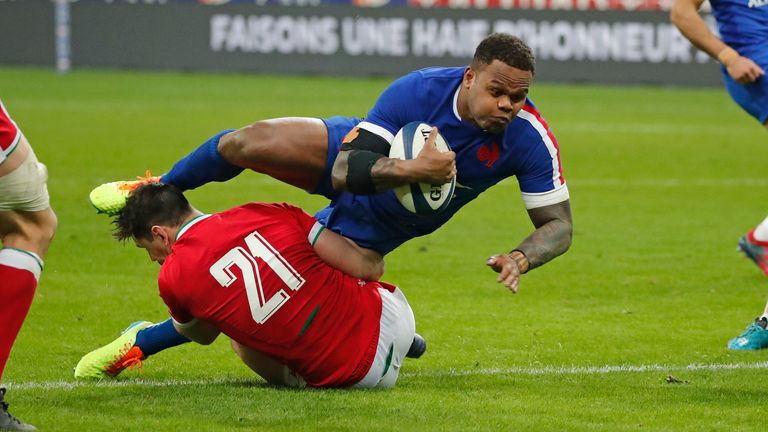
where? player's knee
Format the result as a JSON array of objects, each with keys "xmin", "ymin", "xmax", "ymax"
[
  {"xmin": 218, "ymin": 121, "xmax": 275, "ymax": 165},
  {"xmin": 36, "ymin": 209, "xmax": 58, "ymax": 251}
]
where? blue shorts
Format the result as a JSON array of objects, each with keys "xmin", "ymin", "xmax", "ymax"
[
  {"xmin": 311, "ymin": 116, "xmax": 361, "ymax": 199},
  {"xmin": 721, "ymin": 63, "xmax": 768, "ymax": 124}
]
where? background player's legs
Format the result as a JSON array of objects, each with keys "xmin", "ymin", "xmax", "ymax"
[
  {"xmin": 0, "ymin": 140, "xmax": 56, "ymax": 431},
  {"xmin": 738, "ymin": 216, "xmax": 768, "ymax": 276},
  {"xmin": 230, "ymin": 340, "xmax": 305, "ymax": 387},
  {"xmin": 0, "ymin": 209, "xmax": 56, "ymax": 378},
  {"xmin": 0, "ymin": 144, "xmax": 57, "ymax": 378},
  {"xmin": 217, "ymin": 117, "xmax": 330, "ymax": 191}
]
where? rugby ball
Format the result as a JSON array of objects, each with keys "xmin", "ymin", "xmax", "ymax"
[{"xmin": 388, "ymin": 122, "xmax": 456, "ymax": 215}]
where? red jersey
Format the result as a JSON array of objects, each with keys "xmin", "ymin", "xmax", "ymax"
[
  {"xmin": 158, "ymin": 203, "xmax": 385, "ymax": 387},
  {"xmin": 0, "ymin": 100, "xmax": 21, "ymax": 164}
]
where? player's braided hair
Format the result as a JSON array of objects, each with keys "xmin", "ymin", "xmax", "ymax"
[
  {"xmin": 113, "ymin": 182, "xmax": 192, "ymax": 241},
  {"xmin": 472, "ymin": 33, "xmax": 535, "ymax": 75}
]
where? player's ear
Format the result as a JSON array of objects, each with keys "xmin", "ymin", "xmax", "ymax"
[
  {"xmin": 151, "ymin": 225, "xmax": 170, "ymax": 245},
  {"xmin": 463, "ymin": 67, "xmax": 475, "ymax": 88}
]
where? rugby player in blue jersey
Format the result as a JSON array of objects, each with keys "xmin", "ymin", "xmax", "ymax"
[
  {"xmin": 672, "ymin": 0, "xmax": 768, "ymax": 349},
  {"xmin": 76, "ymin": 33, "xmax": 573, "ymax": 379}
]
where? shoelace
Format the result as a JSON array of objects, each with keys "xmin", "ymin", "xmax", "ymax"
[
  {"xmin": 121, "ymin": 356, "xmax": 144, "ymax": 376},
  {"xmin": 105, "ymin": 345, "xmax": 144, "ymax": 376},
  {"xmin": 742, "ymin": 323, "xmax": 766, "ymax": 337},
  {"xmin": 117, "ymin": 169, "xmax": 158, "ymax": 192}
]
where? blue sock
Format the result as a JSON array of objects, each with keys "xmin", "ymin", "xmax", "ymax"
[
  {"xmin": 160, "ymin": 129, "xmax": 244, "ymax": 191},
  {"xmin": 134, "ymin": 318, "xmax": 190, "ymax": 357}
]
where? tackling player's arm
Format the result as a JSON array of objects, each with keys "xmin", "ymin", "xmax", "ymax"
[
  {"xmin": 172, "ymin": 319, "xmax": 220, "ymax": 345},
  {"xmin": 487, "ymin": 199, "xmax": 572, "ymax": 293},
  {"xmin": 670, "ymin": 0, "xmax": 765, "ymax": 83},
  {"xmin": 331, "ymin": 126, "xmax": 456, "ymax": 194},
  {"xmin": 311, "ymin": 223, "xmax": 385, "ymax": 281}
]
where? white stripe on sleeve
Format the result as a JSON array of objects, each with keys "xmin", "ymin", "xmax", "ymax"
[
  {"xmin": 516, "ymin": 109, "xmax": 563, "ymax": 189},
  {"xmin": 521, "ymin": 183, "xmax": 570, "ymax": 210},
  {"xmin": 358, "ymin": 121, "xmax": 395, "ymax": 144}
]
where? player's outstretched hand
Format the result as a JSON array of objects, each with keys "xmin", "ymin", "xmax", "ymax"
[
  {"xmin": 486, "ymin": 254, "xmax": 523, "ymax": 294},
  {"xmin": 727, "ymin": 56, "xmax": 765, "ymax": 84},
  {"xmin": 413, "ymin": 127, "xmax": 456, "ymax": 185}
]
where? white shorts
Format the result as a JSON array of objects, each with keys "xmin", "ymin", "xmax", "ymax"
[
  {"xmin": 0, "ymin": 147, "xmax": 50, "ymax": 212},
  {"xmin": 353, "ymin": 286, "xmax": 416, "ymax": 389}
]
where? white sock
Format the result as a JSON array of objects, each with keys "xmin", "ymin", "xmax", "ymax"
[{"xmin": 753, "ymin": 216, "xmax": 768, "ymax": 242}]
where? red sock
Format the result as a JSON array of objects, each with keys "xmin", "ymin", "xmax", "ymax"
[{"xmin": 0, "ymin": 248, "xmax": 42, "ymax": 380}]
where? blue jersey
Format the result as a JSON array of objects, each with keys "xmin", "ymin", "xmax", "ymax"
[
  {"xmin": 710, "ymin": 0, "xmax": 768, "ymax": 123},
  {"xmin": 315, "ymin": 67, "xmax": 568, "ymax": 255},
  {"xmin": 711, "ymin": 0, "xmax": 768, "ymax": 57}
]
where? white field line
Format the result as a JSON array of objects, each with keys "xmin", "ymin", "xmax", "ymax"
[
  {"xmin": 243, "ymin": 177, "xmax": 768, "ymax": 188},
  {"xmin": 493, "ymin": 178, "xmax": 768, "ymax": 187},
  {"xmin": 7, "ymin": 361, "xmax": 768, "ymax": 390},
  {"xmin": 406, "ymin": 360, "xmax": 768, "ymax": 378},
  {"xmin": 558, "ymin": 123, "xmax": 760, "ymax": 136}
]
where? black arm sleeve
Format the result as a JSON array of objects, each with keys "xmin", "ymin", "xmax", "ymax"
[
  {"xmin": 340, "ymin": 127, "xmax": 391, "ymax": 154},
  {"xmin": 341, "ymin": 127, "xmax": 392, "ymax": 194}
]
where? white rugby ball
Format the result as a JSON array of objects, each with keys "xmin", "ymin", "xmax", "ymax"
[{"xmin": 388, "ymin": 122, "xmax": 456, "ymax": 215}]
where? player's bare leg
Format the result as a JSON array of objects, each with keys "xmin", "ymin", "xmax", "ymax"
[
  {"xmin": 230, "ymin": 340, "xmax": 305, "ymax": 387},
  {"xmin": 0, "ymin": 209, "xmax": 57, "ymax": 259},
  {"xmin": 218, "ymin": 117, "xmax": 330, "ymax": 191},
  {"xmin": 90, "ymin": 117, "xmax": 333, "ymax": 214},
  {"xmin": 0, "ymin": 137, "xmax": 55, "ymax": 432}
]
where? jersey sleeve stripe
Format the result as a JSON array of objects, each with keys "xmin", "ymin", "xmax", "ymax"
[
  {"xmin": 358, "ymin": 121, "xmax": 395, "ymax": 144},
  {"xmin": 521, "ymin": 184, "xmax": 570, "ymax": 209},
  {"xmin": 519, "ymin": 105, "xmax": 566, "ymax": 188},
  {"xmin": 308, "ymin": 221, "xmax": 325, "ymax": 247},
  {"xmin": 0, "ymin": 100, "xmax": 21, "ymax": 161}
]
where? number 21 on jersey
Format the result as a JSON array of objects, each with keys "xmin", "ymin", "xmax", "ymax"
[{"xmin": 209, "ymin": 230, "xmax": 305, "ymax": 324}]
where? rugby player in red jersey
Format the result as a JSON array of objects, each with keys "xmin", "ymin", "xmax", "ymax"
[{"xmin": 93, "ymin": 182, "xmax": 421, "ymax": 388}]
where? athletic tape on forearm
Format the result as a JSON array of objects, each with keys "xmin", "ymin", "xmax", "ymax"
[{"xmin": 346, "ymin": 150, "xmax": 385, "ymax": 195}]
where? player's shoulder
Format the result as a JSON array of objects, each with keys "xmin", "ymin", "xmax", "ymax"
[
  {"xmin": 394, "ymin": 66, "xmax": 464, "ymax": 90},
  {"xmin": 412, "ymin": 66, "xmax": 465, "ymax": 80},
  {"xmin": 506, "ymin": 98, "xmax": 558, "ymax": 146},
  {"xmin": 220, "ymin": 202, "xmax": 298, "ymax": 217},
  {"xmin": 513, "ymin": 98, "xmax": 551, "ymax": 134}
]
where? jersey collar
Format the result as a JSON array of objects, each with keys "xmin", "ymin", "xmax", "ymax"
[
  {"xmin": 175, "ymin": 214, "xmax": 211, "ymax": 242},
  {"xmin": 452, "ymin": 83, "xmax": 462, "ymax": 121}
]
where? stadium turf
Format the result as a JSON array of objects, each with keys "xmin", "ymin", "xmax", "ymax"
[{"xmin": 1, "ymin": 67, "xmax": 766, "ymax": 431}]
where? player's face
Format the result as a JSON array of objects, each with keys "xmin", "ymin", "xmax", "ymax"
[
  {"xmin": 463, "ymin": 60, "xmax": 533, "ymax": 134},
  {"xmin": 135, "ymin": 229, "xmax": 172, "ymax": 265}
]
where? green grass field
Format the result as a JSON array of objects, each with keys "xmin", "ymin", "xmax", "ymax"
[{"xmin": 2, "ymin": 67, "xmax": 767, "ymax": 431}]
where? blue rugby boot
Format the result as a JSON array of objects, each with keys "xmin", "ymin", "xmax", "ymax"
[{"xmin": 727, "ymin": 317, "xmax": 768, "ymax": 350}]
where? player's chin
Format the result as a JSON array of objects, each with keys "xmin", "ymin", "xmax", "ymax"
[{"xmin": 480, "ymin": 118, "xmax": 510, "ymax": 134}]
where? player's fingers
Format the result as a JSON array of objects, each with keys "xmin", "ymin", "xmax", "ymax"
[
  {"xmin": 504, "ymin": 277, "xmax": 519, "ymax": 294},
  {"xmin": 497, "ymin": 266, "xmax": 508, "ymax": 282},
  {"xmin": 486, "ymin": 256, "xmax": 500, "ymax": 272},
  {"xmin": 428, "ymin": 127, "xmax": 438, "ymax": 147},
  {"xmin": 508, "ymin": 277, "xmax": 519, "ymax": 294}
]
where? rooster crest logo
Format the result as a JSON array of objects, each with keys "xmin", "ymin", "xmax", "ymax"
[{"xmin": 477, "ymin": 142, "xmax": 500, "ymax": 168}]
